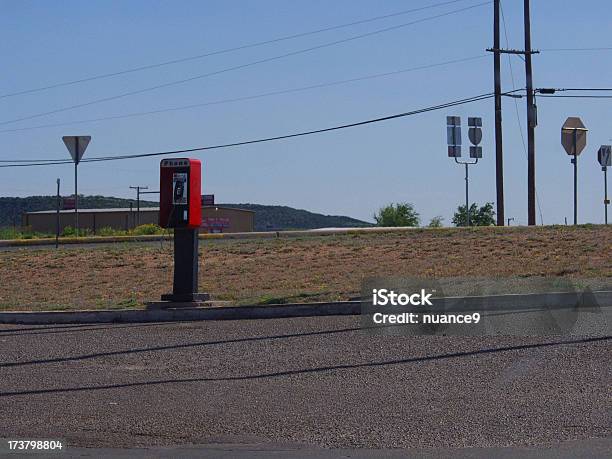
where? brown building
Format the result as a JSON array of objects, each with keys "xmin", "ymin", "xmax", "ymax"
[{"xmin": 23, "ymin": 206, "xmax": 254, "ymax": 234}]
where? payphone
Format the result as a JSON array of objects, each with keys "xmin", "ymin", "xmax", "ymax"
[
  {"xmin": 159, "ymin": 158, "xmax": 202, "ymax": 228},
  {"xmin": 158, "ymin": 158, "xmax": 208, "ymax": 304}
]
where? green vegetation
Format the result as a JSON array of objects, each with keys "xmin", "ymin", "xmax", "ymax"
[
  {"xmin": 0, "ymin": 227, "xmax": 52, "ymax": 240},
  {"xmin": 374, "ymin": 203, "xmax": 420, "ymax": 227},
  {"xmin": 452, "ymin": 202, "xmax": 496, "ymax": 227},
  {"xmin": 427, "ymin": 216, "xmax": 444, "ymax": 228},
  {"xmin": 0, "ymin": 224, "xmax": 165, "ymax": 240},
  {"xmin": 131, "ymin": 223, "xmax": 164, "ymax": 235}
]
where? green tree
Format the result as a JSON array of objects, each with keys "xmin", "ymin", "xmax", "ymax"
[
  {"xmin": 452, "ymin": 202, "xmax": 495, "ymax": 227},
  {"xmin": 427, "ymin": 216, "xmax": 444, "ymax": 228},
  {"xmin": 374, "ymin": 203, "xmax": 420, "ymax": 227}
]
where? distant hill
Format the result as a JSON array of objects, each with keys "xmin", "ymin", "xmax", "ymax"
[
  {"xmin": 220, "ymin": 204, "xmax": 372, "ymax": 231},
  {"xmin": 0, "ymin": 196, "xmax": 372, "ymax": 230}
]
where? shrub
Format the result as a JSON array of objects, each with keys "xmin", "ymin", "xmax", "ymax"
[
  {"xmin": 452, "ymin": 202, "xmax": 496, "ymax": 227},
  {"xmin": 61, "ymin": 226, "xmax": 76, "ymax": 237},
  {"xmin": 427, "ymin": 216, "xmax": 444, "ymax": 228},
  {"xmin": 131, "ymin": 223, "xmax": 163, "ymax": 235},
  {"xmin": 97, "ymin": 226, "xmax": 126, "ymax": 236},
  {"xmin": 374, "ymin": 203, "xmax": 420, "ymax": 227}
]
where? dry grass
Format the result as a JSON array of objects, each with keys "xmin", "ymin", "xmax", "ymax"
[{"xmin": 0, "ymin": 225, "xmax": 610, "ymax": 311}]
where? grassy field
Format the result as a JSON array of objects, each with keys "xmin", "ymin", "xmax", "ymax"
[{"xmin": 0, "ymin": 225, "xmax": 610, "ymax": 311}]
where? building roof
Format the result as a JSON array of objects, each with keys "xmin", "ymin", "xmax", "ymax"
[{"xmin": 26, "ymin": 206, "xmax": 255, "ymax": 215}]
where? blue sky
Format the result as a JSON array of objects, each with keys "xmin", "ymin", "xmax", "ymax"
[{"xmin": 1, "ymin": 0, "xmax": 611, "ymax": 225}]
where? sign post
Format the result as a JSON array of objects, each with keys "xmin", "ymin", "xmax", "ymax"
[
  {"xmin": 62, "ymin": 136, "xmax": 91, "ymax": 237},
  {"xmin": 598, "ymin": 145, "xmax": 611, "ymax": 224},
  {"xmin": 447, "ymin": 116, "xmax": 482, "ymax": 227},
  {"xmin": 55, "ymin": 178, "xmax": 60, "ymax": 249},
  {"xmin": 561, "ymin": 118, "xmax": 587, "ymax": 225}
]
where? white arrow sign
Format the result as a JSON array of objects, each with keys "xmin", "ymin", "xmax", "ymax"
[
  {"xmin": 62, "ymin": 136, "xmax": 91, "ymax": 164},
  {"xmin": 599, "ymin": 145, "xmax": 612, "ymax": 167}
]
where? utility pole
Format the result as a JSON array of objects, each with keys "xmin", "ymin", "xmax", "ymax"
[
  {"xmin": 524, "ymin": 0, "xmax": 536, "ymax": 225},
  {"xmin": 493, "ymin": 0, "xmax": 504, "ymax": 226},
  {"xmin": 130, "ymin": 186, "xmax": 148, "ymax": 226}
]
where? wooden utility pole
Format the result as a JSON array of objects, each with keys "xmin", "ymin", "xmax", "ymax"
[
  {"xmin": 524, "ymin": 0, "xmax": 536, "ymax": 225},
  {"xmin": 129, "ymin": 185, "xmax": 148, "ymax": 226},
  {"xmin": 493, "ymin": 0, "xmax": 504, "ymax": 226}
]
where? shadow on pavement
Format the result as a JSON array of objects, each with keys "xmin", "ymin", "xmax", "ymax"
[
  {"xmin": 0, "ymin": 325, "xmax": 364, "ymax": 368},
  {"xmin": 0, "ymin": 335, "xmax": 608, "ymax": 397}
]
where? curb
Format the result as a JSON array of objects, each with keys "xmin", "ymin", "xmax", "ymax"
[
  {"xmin": 1, "ymin": 291, "xmax": 610, "ymax": 325},
  {"xmin": 0, "ymin": 301, "xmax": 361, "ymax": 325}
]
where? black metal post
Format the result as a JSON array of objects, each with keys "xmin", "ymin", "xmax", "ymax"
[
  {"xmin": 454, "ymin": 157, "xmax": 477, "ymax": 226},
  {"xmin": 160, "ymin": 228, "xmax": 209, "ymax": 303},
  {"xmin": 74, "ymin": 167, "xmax": 78, "ymax": 237},
  {"xmin": 56, "ymin": 178, "xmax": 60, "ymax": 249},
  {"xmin": 572, "ymin": 153, "xmax": 578, "ymax": 225},
  {"xmin": 493, "ymin": 0, "xmax": 504, "ymax": 226},
  {"xmin": 573, "ymin": 129, "xmax": 578, "ymax": 225},
  {"xmin": 465, "ymin": 163, "xmax": 470, "ymax": 226},
  {"xmin": 605, "ymin": 167, "xmax": 609, "ymax": 224}
]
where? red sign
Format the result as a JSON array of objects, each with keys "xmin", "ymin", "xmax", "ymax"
[
  {"xmin": 63, "ymin": 197, "xmax": 75, "ymax": 210},
  {"xmin": 201, "ymin": 217, "xmax": 230, "ymax": 233},
  {"xmin": 202, "ymin": 194, "xmax": 215, "ymax": 206}
]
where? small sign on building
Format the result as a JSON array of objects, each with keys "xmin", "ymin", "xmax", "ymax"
[
  {"xmin": 202, "ymin": 194, "xmax": 215, "ymax": 206},
  {"xmin": 201, "ymin": 217, "xmax": 229, "ymax": 233},
  {"xmin": 62, "ymin": 197, "xmax": 76, "ymax": 210}
]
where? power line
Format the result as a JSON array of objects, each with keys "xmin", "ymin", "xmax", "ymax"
[
  {"xmin": 0, "ymin": 55, "xmax": 489, "ymax": 134},
  {"xmin": 0, "ymin": 0, "xmax": 473, "ymax": 100},
  {"xmin": 0, "ymin": 1, "xmax": 491, "ymax": 127},
  {"xmin": 541, "ymin": 47, "xmax": 612, "ymax": 52},
  {"xmin": 539, "ymin": 94, "xmax": 612, "ymax": 99},
  {"xmin": 535, "ymin": 88, "xmax": 612, "ymax": 99},
  {"xmin": 0, "ymin": 160, "xmax": 74, "ymax": 167},
  {"xmin": 552, "ymin": 87, "xmax": 612, "ymax": 92},
  {"xmin": 0, "ymin": 91, "xmax": 514, "ymax": 168}
]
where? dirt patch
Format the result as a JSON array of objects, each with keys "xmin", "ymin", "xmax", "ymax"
[{"xmin": 0, "ymin": 225, "xmax": 610, "ymax": 311}]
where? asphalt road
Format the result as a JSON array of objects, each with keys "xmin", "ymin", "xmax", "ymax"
[{"xmin": 0, "ymin": 317, "xmax": 610, "ymax": 456}]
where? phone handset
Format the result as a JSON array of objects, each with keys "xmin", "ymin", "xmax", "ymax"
[{"xmin": 174, "ymin": 180, "xmax": 184, "ymax": 202}]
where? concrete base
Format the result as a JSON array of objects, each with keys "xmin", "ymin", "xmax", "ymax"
[
  {"xmin": 146, "ymin": 301, "xmax": 211, "ymax": 310},
  {"xmin": 160, "ymin": 292, "xmax": 210, "ymax": 303}
]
